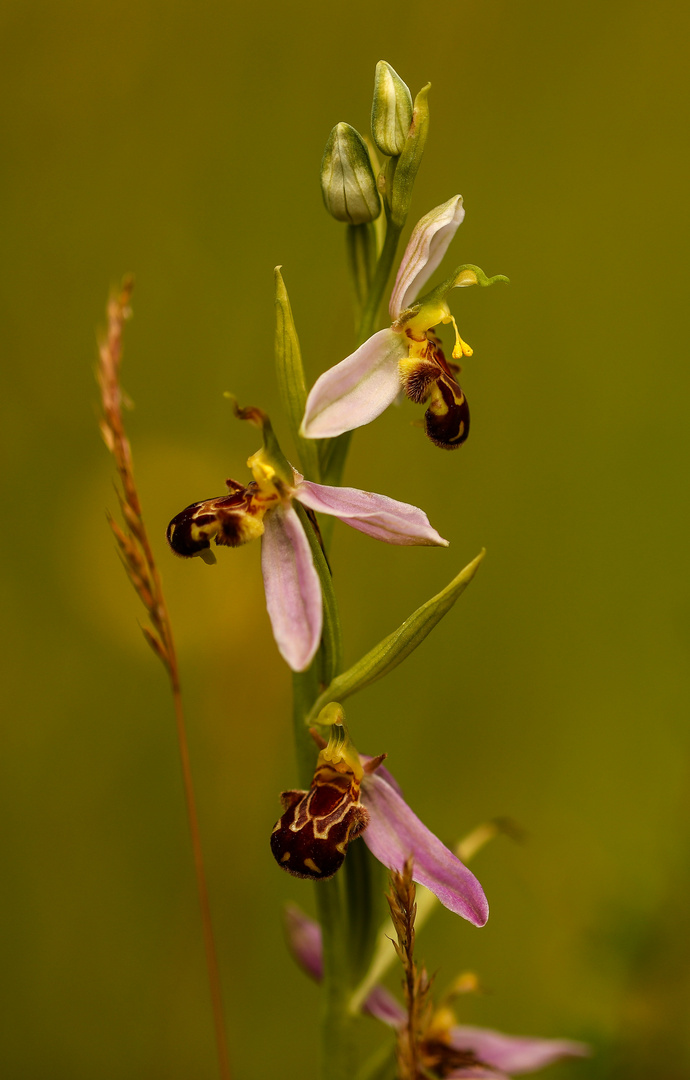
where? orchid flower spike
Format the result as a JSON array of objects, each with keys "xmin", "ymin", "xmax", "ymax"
[
  {"xmin": 301, "ymin": 195, "xmax": 508, "ymax": 449},
  {"xmin": 166, "ymin": 405, "xmax": 447, "ymax": 673},
  {"xmin": 270, "ymin": 710, "xmax": 489, "ymax": 926},
  {"xmin": 284, "ymin": 904, "xmax": 589, "ymax": 1078}
]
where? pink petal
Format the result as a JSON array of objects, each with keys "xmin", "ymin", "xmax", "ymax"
[
  {"xmin": 300, "ymin": 328, "xmax": 407, "ymax": 439},
  {"xmin": 295, "ymin": 481, "xmax": 448, "ymax": 546},
  {"xmin": 283, "ymin": 903, "xmax": 406, "ymax": 1027},
  {"xmin": 261, "ymin": 504, "xmax": 322, "ymax": 671},
  {"xmin": 363, "ymin": 985, "xmax": 407, "ymax": 1027},
  {"xmin": 283, "ymin": 903, "xmax": 323, "ymax": 980},
  {"xmin": 445, "ymin": 1069, "xmax": 507, "ymax": 1080},
  {"xmin": 360, "ymin": 769, "xmax": 489, "ymax": 927},
  {"xmin": 449, "ymin": 1026, "xmax": 590, "ymax": 1075},
  {"xmin": 389, "ymin": 196, "xmax": 466, "ymax": 319}
]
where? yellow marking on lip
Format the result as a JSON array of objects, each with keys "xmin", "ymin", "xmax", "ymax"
[
  {"xmin": 303, "ymin": 858, "xmax": 321, "ymax": 874},
  {"xmin": 280, "ymin": 852, "xmax": 291, "ymax": 862}
]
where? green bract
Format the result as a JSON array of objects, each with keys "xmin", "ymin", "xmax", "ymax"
[
  {"xmin": 388, "ymin": 83, "xmax": 430, "ymax": 227},
  {"xmin": 305, "ymin": 551, "xmax": 485, "ymax": 725},
  {"xmin": 274, "ymin": 267, "xmax": 320, "ymax": 482}
]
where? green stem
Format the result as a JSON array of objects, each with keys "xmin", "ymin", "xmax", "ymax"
[
  {"xmin": 315, "ymin": 875, "xmax": 356, "ymax": 1080},
  {"xmin": 291, "ymin": 211, "xmax": 406, "ymax": 1078},
  {"xmin": 346, "ymin": 223, "xmax": 376, "ymax": 326},
  {"xmin": 292, "ymin": 666, "xmax": 319, "ymax": 788},
  {"xmin": 356, "ymin": 217, "xmax": 402, "ymax": 346},
  {"xmin": 320, "ymin": 215, "xmax": 403, "ymax": 490},
  {"xmin": 291, "ymin": 506, "xmax": 351, "ymax": 1078}
]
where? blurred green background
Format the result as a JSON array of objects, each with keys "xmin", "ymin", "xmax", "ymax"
[{"xmin": 2, "ymin": 0, "xmax": 689, "ymax": 1076}]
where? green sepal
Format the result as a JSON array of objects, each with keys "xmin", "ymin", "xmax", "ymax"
[
  {"xmin": 274, "ymin": 268, "xmax": 321, "ymax": 482},
  {"xmin": 389, "ymin": 82, "xmax": 430, "ymax": 228},
  {"xmin": 223, "ymin": 394, "xmax": 294, "ymax": 487},
  {"xmin": 412, "ymin": 262, "xmax": 510, "ymax": 314},
  {"xmin": 305, "ymin": 550, "xmax": 485, "ymax": 725},
  {"xmin": 292, "ymin": 500, "xmax": 343, "ymax": 687}
]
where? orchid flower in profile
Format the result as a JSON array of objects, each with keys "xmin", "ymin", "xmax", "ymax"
[
  {"xmin": 270, "ymin": 714, "xmax": 489, "ymax": 926},
  {"xmin": 301, "ymin": 195, "xmax": 508, "ymax": 449},
  {"xmin": 284, "ymin": 903, "xmax": 589, "ymax": 1078},
  {"xmin": 166, "ymin": 406, "xmax": 447, "ymax": 673}
]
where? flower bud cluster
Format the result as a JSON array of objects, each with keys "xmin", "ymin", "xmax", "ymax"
[{"xmin": 320, "ymin": 61, "xmax": 425, "ymax": 228}]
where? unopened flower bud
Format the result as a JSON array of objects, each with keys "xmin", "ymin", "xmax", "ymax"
[
  {"xmin": 321, "ymin": 123, "xmax": 381, "ymax": 225},
  {"xmin": 371, "ymin": 61, "xmax": 413, "ymax": 157}
]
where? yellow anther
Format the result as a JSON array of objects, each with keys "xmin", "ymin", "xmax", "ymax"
[{"xmin": 447, "ymin": 314, "xmax": 473, "ymax": 359}]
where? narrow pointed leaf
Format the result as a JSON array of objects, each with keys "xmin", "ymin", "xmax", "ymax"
[
  {"xmin": 306, "ymin": 550, "xmax": 484, "ymax": 723},
  {"xmin": 274, "ymin": 267, "xmax": 321, "ymax": 481}
]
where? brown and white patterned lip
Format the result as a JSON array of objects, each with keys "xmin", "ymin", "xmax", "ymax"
[{"xmin": 270, "ymin": 760, "xmax": 369, "ymax": 881}]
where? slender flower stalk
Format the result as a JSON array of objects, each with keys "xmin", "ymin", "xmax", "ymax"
[{"xmin": 97, "ymin": 279, "xmax": 231, "ymax": 1080}]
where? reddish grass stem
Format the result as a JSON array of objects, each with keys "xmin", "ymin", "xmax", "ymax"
[{"xmin": 97, "ymin": 278, "xmax": 231, "ymax": 1080}]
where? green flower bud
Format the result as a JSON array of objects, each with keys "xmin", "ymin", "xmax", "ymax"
[
  {"xmin": 371, "ymin": 61, "xmax": 413, "ymax": 157},
  {"xmin": 321, "ymin": 123, "xmax": 381, "ymax": 225}
]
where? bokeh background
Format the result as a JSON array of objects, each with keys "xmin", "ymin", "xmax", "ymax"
[{"xmin": 2, "ymin": 1, "xmax": 689, "ymax": 1077}]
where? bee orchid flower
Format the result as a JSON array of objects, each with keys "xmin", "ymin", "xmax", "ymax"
[
  {"xmin": 166, "ymin": 413, "xmax": 447, "ymax": 672},
  {"xmin": 284, "ymin": 903, "xmax": 589, "ymax": 1078},
  {"xmin": 301, "ymin": 195, "xmax": 507, "ymax": 449},
  {"xmin": 271, "ymin": 719, "xmax": 489, "ymax": 927}
]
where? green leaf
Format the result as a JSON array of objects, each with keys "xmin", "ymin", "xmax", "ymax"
[
  {"xmin": 274, "ymin": 267, "xmax": 321, "ymax": 481},
  {"xmin": 306, "ymin": 550, "xmax": 485, "ymax": 725}
]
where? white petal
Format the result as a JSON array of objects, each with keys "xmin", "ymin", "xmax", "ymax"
[
  {"xmin": 261, "ymin": 505, "xmax": 322, "ymax": 671},
  {"xmin": 300, "ymin": 328, "xmax": 407, "ymax": 439},
  {"xmin": 389, "ymin": 195, "xmax": 465, "ymax": 319}
]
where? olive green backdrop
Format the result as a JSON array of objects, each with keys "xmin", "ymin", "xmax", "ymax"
[{"xmin": 2, "ymin": 1, "xmax": 689, "ymax": 1077}]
